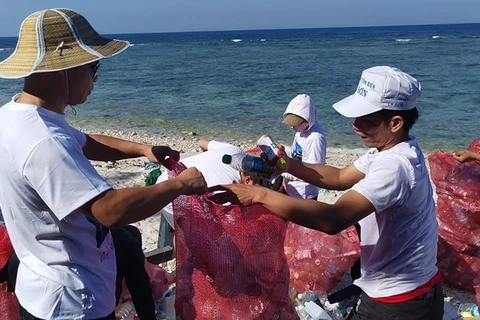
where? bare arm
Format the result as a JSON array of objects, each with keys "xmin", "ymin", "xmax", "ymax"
[
  {"xmin": 83, "ymin": 134, "xmax": 147, "ymax": 161},
  {"xmin": 83, "ymin": 134, "xmax": 180, "ymax": 167},
  {"xmin": 84, "ymin": 167, "xmax": 207, "ymax": 227},
  {"xmin": 453, "ymin": 150, "xmax": 480, "ymax": 163},
  {"xmin": 211, "ymin": 184, "xmax": 374, "ymax": 235},
  {"xmin": 199, "ymin": 138, "xmax": 211, "ymax": 152},
  {"xmin": 287, "ymin": 159, "xmax": 365, "ymax": 190}
]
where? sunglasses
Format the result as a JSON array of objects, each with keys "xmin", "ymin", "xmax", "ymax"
[{"xmin": 90, "ymin": 62, "xmax": 101, "ymax": 78}]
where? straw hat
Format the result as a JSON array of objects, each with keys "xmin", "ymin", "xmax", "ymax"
[{"xmin": 0, "ymin": 8, "xmax": 130, "ymax": 79}]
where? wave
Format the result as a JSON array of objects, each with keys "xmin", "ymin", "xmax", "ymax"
[
  {"xmin": 0, "ymin": 48, "xmax": 12, "ymax": 51},
  {"xmin": 260, "ymin": 39, "xmax": 266, "ymax": 42},
  {"xmin": 231, "ymin": 39, "xmax": 242, "ymax": 43},
  {"xmin": 395, "ymin": 38, "xmax": 414, "ymax": 42},
  {"xmin": 431, "ymin": 35, "xmax": 442, "ymax": 39}
]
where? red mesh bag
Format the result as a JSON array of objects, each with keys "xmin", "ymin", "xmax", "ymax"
[
  {"xmin": 0, "ymin": 282, "xmax": 19, "ymax": 320},
  {"xmin": 121, "ymin": 261, "xmax": 174, "ymax": 302},
  {"xmin": 0, "ymin": 226, "xmax": 19, "ymax": 320},
  {"xmin": 428, "ymin": 139, "xmax": 480, "ymax": 303},
  {"xmin": 284, "ymin": 223, "xmax": 360, "ymax": 294},
  {"xmin": 437, "ymin": 238, "xmax": 480, "ymax": 304},
  {"xmin": 0, "ymin": 225, "xmax": 13, "ymax": 270},
  {"xmin": 170, "ymin": 162, "xmax": 298, "ymax": 320}
]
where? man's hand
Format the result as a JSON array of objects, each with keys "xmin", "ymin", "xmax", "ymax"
[
  {"xmin": 209, "ymin": 184, "xmax": 266, "ymax": 206},
  {"xmin": 175, "ymin": 167, "xmax": 208, "ymax": 195},
  {"xmin": 453, "ymin": 150, "xmax": 476, "ymax": 163},
  {"xmin": 144, "ymin": 146, "xmax": 180, "ymax": 169}
]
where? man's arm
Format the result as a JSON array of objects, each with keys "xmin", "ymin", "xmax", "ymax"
[
  {"xmin": 453, "ymin": 150, "xmax": 480, "ymax": 163},
  {"xmin": 83, "ymin": 134, "xmax": 179, "ymax": 166},
  {"xmin": 83, "ymin": 134, "xmax": 147, "ymax": 161},
  {"xmin": 287, "ymin": 159, "xmax": 365, "ymax": 191},
  {"xmin": 283, "ymin": 134, "xmax": 327, "ymax": 182},
  {"xmin": 84, "ymin": 167, "xmax": 207, "ymax": 227},
  {"xmin": 212, "ymin": 184, "xmax": 374, "ymax": 235}
]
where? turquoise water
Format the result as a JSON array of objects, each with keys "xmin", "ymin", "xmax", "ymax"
[{"xmin": 1, "ymin": 23, "xmax": 480, "ymax": 153}]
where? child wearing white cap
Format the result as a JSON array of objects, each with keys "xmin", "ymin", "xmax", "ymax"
[
  {"xmin": 281, "ymin": 94, "xmax": 327, "ymax": 199},
  {"xmin": 212, "ymin": 66, "xmax": 443, "ymax": 320}
]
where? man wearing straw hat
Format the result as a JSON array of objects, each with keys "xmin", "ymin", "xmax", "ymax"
[{"xmin": 0, "ymin": 8, "xmax": 207, "ymax": 320}]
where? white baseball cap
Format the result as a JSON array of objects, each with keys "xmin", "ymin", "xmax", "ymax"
[{"xmin": 332, "ymin": 66, "xmax": 421, "ymax": 118}]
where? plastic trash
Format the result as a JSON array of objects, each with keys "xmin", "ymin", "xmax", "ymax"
[
  {"xmin": 144, "ymin": 167, "xmax": 162, "ymax": 186},
  {"xmin": 457, "ymin": 302, "xmax": 480, "ymax": 318},
  {"xmin": 304, "ymin": 301, "xmax": 332, "ymax": 320},
  {"xmin": 222, "ymin": 153, "xmax": 276, "ymax": 176},
  {"xmin": 257, "ymin": 134, "xmax": 287, "ymax": 169},
  {"xmin": 115, "ymin": 300, "xmax": 135, "ymax": 320}
]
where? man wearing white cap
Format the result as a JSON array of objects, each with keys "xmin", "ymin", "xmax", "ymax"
[
  {"xmin": 212, "ymin": 66, "xmax": 443, "ymax": 319},
  {"xmin": 0, "ymin": 9, "xmax": 207, "ymax": 320}
]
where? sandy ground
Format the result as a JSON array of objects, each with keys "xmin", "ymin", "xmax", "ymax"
[{"xmin": 86, "ymin": 127, "xmax": 477, "ymax": 309}]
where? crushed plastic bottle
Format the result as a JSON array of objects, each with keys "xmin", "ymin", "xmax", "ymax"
[
  {"xmin": 456, "ymin": 302, "xmax": 480, "ymax": 318},
  {"xmin": 144, "ymin": 167, "xmax": 162, "ymax": 186},
  {"xmin": 115, "ymin": 300, "xmax": 135, "ymax": 320}
]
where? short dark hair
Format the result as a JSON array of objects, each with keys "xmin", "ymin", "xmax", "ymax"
[
  {"xmin": 377, "ymin": 107, "xmax": 419, "ymax": 134},
  {"xmin": 242, "ymin": 171, "xmax": 263, "ymax": 185}
]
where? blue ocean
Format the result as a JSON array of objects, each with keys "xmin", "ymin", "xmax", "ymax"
[{"xmin": 1, "ymin": 23, "xmax": 479, "ymax": 153}]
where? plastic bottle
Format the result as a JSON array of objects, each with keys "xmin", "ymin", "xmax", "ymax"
[
  {"xmin": 222, "ymin": 154, "xmax": 275, "ymax": 176},
  {"xmin": 116, "ymin": 301, "xmax": 135, "ymax": 320},
  {"xmin": 457, "ymin": 303, "xmax": 480, "ymax": 318},
  {"xmin": 304, "ymin": 301, "xmax": 332, "ymax": 320},
  {"xmin": 257, "ymin": 134, "xmax": 288, "ymax": 170},
  {"xmin": 300, "ymin": 290, "xmax": 321, "ymax": 302}
]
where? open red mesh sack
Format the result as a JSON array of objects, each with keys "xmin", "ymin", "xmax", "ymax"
[
  {"xmin": 284, "ymin": 223, "xmax": 360, "ymax": 294},
  {"xmin": 0, "ymin": 282, "xmax": 19, "ymax": 320},
  {"xmin": 170, "ymin": 162, "xmax": 298, "ymax": 320},
  {"xmin": 428, "ymin": 138, "xmax": 480, "ymax": 303}
]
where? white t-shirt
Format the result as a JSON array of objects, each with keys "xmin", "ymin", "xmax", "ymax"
[
  {"xmin": 157, "ymin": 140, "xmax": 243, "ymax": 227},
  {"xmin": 0, "ymin": 96, "xmax": 115, "ymax": 319},
  {"xmin": 283, "ymin": 122, "xmax": 326, "ymax": 199},
  {"xmin": 351, "ymin": 137, "xmax": 438, "ymax": 298}
]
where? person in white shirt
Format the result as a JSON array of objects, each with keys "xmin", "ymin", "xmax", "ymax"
[
  {"xmin": 281, "ymin": 94, "xmax": 327, "ymax": 199},
  {"xmin": 156, "ymin": 139, "xmax": 276, "ymax": 228},
  {"xmin": 0, "ymin": 9, "xmax": 207, "ymax": 320},
  {"xmin": 212, "ymin": 66, "xmax": 443, "ymax": 320}
]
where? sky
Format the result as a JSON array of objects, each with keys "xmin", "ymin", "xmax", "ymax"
[{"xmin": 0, "ymin": 0, "xmax": 479, "ymax": 37}]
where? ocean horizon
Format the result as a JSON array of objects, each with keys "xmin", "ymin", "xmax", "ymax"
[{"xmin": 1, "ymin": 23, "xmax": 479, "ymax": 154}]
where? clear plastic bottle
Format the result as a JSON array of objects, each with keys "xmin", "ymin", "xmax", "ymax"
[
  {"xmin": 457, "ymin": 303, "xmax": 480, "ymax": 317},
  {"xmin": 222, "ymin": 154, "xmax": 275, "ymax": 176},
  {"xmin": 116, "ymin": 301, "xmax": 135, "ymax": 320},
  {"xmin": 301, "ymin": 290, "xmax": 321, "ymax": 302}
]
